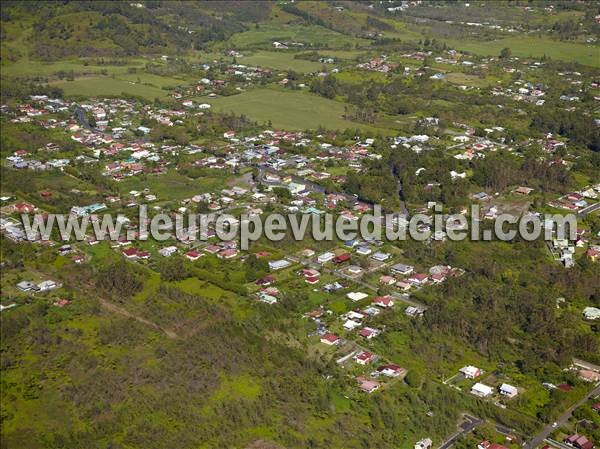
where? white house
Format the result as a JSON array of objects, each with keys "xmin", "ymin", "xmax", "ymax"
[
  {"xmin": 583, "ymin": 307, "xmax": 600, "ymax": 320},
  {"xmin": 343, "ymin": 319, "xmax": 361, "ymax": 331},
  {"xmin": 159, "ymin": 246, "xmax": 177, "ymax": 257},
  {"xmin": 347, "ymin": 291, "xmax": 368, "ymax": 302},
  {"xmin": 415, "ymin": 438, "xmax": 433, "ymax": 449},
  {"xmin": 471, "ymin": 382, "xmax": 493, "ymax": 398},
  {"xmin": 317, "ymin": 252, "xmax": 335, "ymax": 264},
  {"xmin": 499, "ymin": 383, "xmax": 518, "ymax": 398},
  {"xmin": 269, "ymin": 259, "xmax": 291, "ymax": 271},
  {"xmin": 38, "ymin": 280, "xmax": 59, "ymax": 292}
]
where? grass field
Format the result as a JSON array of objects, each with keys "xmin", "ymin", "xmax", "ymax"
[
  {"xmin": 238, "ymin": 51, "xmax": 324, "ymax": 73},
  {"xmin": 227, "ymin": 24, "xmax": 369, "ymax": 49},
  {"xmin": 206, "ymin": 87, "xmax": 386, "ymax": 132},
  {"xmin": 50, "ymin": 76, "xmax": 169, "ymax": 100},
  {"xmin": 443, "ymin": 72, "xmax": 494, "ymax": 88},
  {"xmin": 1, "ymin": 57, "xmax": 148, "ymax": 78},
  {"xmin": 115, "ymin": 170, "xmax": 229, "ymax": 201},
  {"xmin": 449, "ymin": 36, "xmax": 600, "ymax": 67}
]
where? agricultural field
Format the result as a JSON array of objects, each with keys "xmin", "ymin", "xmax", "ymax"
[
  {"xmin": 226, "ymin": 23, "xmax": 369, "ymax": 49},
  {"xmin": 50, "ymin": 76, "xmax": 170, "ymax": 100},
  {"xmin": 237, "ymin": 50, "xmax": 324, "ymax": 73},
  {"xmin": 450, "ymin": 36, "xmax": 600, "ymax": 68},
  {"xmin": 206, "ymin": 87, "xmax": 386, "ymax": 132}
]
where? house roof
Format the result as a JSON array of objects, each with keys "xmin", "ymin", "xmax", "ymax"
[
  {"xmin": 321, "ymin": 333, "xmax": 340, "ymax": 344},
  {"xmin": 355, "ymin": 351, "xmax": 374, "ymax": 362}
]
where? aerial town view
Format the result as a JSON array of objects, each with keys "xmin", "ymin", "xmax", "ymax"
[{"xmin": 0, "ymin": 1, "xmax": 599, "ymax": 448}]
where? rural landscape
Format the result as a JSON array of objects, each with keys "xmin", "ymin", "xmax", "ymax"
[{"xmin": 0, "ymin": 1, "xmax": 599, "ymax": 449}]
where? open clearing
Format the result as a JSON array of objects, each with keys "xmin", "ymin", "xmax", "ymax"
[
  {"xmin": 227, "ymin": 24, "xmax": 368, "ymax": 49},
  {"xmin": 51, "ymin": 76, "xmax": 169, "ymax": 100},
  {"xmin": 1, "ymin": 58, "xmax": 147, "ymax": 78},
  {"xmin": 238, "ymin": 51, "xmax": 324, "ymax": 73},
  {"xmin": 206, "ymin": 88, "xmax": 383, "ymax": 131},
  {"xmin": 450, "ymin": 36, "xmax": 600, "ymax": 67}
]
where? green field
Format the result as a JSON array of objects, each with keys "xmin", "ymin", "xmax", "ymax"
[
  {"xmin": 450, "ymin": 36, "xmax": 600, "ymax": 67},
  {"xmin": 206, "ymin": 87, "xmax": 383, "ymax": 132},
  {"xmin": 116, "ymin": 170, "xmax": 230, "ymax": 201},
  {"xmin": 1, "ymin": 55, "xmax": 148, "ymax": 78},
  {"xmin": 227, "ymin": 24, "xmax": 369, "ymax": 49},
  {"xmin": 50, "ymin": 76, "xmax": 169, "ymax": 100},
  {"xmin": 238, "ymin": 51, "xmax": 324, "ymax": 73}
]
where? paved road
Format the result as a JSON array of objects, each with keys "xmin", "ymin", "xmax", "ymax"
[
  {"xmin": 578, "ymin": 202, "xmax": 600, "ymax": 218},
  {"xmin": 524, "ymin": 383, "xmax": 600, "ymax": 449},
  {"xmin": 438, "ymin": 414, "xmax": 483, "ymax": 449}
]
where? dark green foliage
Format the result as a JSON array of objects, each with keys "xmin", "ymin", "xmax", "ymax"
[
  {"xmin": 96, "ymin": 259, "xmax": 144, "ymax": 298},
  {"xmin": 156, "ymin": 256, "xmax": 190, "ymax": 282}
]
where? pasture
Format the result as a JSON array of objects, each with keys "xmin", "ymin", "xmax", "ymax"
[
  {"xmin": 237, "ymin": 51, "xmax": 324, "ymax": 73},
  {"xmin": 205, "ymin": 87, "xmax": 384, "ymax": 132},
  {"xmin": 50, "ymin": 76, "xmax": 169, "ymax": 100},
  {"xmin": 226, "ymin": 24, "xmax": 368, "ymax": 49},
  {"xmin": 450, "ymin": 36, "xmax": 600, "ymax": 68}
]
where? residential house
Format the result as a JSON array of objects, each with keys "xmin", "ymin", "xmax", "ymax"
[
  {"xmin": 38, "ymin": 280, "xmax": 59, "ymax": 291},
  {"xmin": 415, "ymin": 438, "xmax": 433, "ymax": 449},
  {"xmin": 14, "ymin": 202, "xmax": 36, "ymax": 214},
  {"xmin": 185, "ymin": 250, "xmax": 202, "ymax": 261},
  {"xmin": 578, "ymin": 369, "xmax": 600, "ymax": 383},
  {"xmin": 16, "ymin": 281, "xmax": 36, "ymax": 292},
  {"xmin": 159, "ymin": 246, "xmax": 177, "ymax": 257},
  {"xmin": 343, "ymin": 319, "xmax": 361, "ymax": 331},
  {"xmin": 564, "ymin": 435, "xmax": 594, "ymax": 449},
  {"xmin": 301, "ymin": 248, "xmax": 315, "ymax": 258},
  {"xmin": 396, "ymin": 281, "xmax": 412, "ymax": 292},
  {"xmin": 320, "ymin": 333, "xmax": 341, "ymax": 346},
  {"xmin": 359, "ymin": 327, "xmax": 380, "ymax": 340},
  {"xmin": 371, "ymin": 252, "xmax": 391, "ymax": 262},
  {"xmin": 379, "ymin": 275, "xmax": 396, "ymax": 286},
  {"xmin": 583, "ymin": 307, "xmax": 600, "ymax": 320},
  {"xmin": 356, "ymin": 246, "xmax": 372, "ymax": 256},
  {"xmin": 373, "ymin": 296, "xmax": 394, "ymax": 308},
  {"xmin": 358, "ymin": 378, "xmax": 380, "ymax": 393},
  {"xmin": 317, "ymin": 252, "xmax": 335, "ymax": 263},
  {"xmin": 405, "ymin": 306, "xmax": 424, "ymax": 317},
  {"xmin": 376, "ymin": 364, "xmax": 406, "ymax": 378},
  {"xmin": 471, "ymin": 382, "xmax": 493, "ymax": 398},
  {"xmin": 122, "ymin": 247, "xmax": 139, "ymax": 259},
  {"xmin": 256, "ymin": 275, "xmax": 275, "ymax": 286},
  {"xmin": 269, "ymin": 259, "xmax": 291, "ymax": 270},
  {"xmin": 217, "ymin": 248, "xmax": 238, "ymax": 259},
  {"xmin": 390, "ymin": 263, "xmax": 414, "ymax": 276},
  {"xmin": 333, "ymin": 253, "xmax": 351, "ymax": 264},
  {"xmin": 347, "ymin": 292, "xmax": 369, "ymax": 302},
  {"xmin": 460, "ymin": 365, "xmax": 482, "ymax": 379},
  {"xmin": 499, "ymin": 383, "xmax": 518, "ymax": 398},
  {"xmin": 407, "ymin": 273, "xmax": 429, "ymax": 286},
  {"xmin": 354, "ymin": 351, "xmax": 376, "ymax": 365}
]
